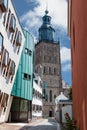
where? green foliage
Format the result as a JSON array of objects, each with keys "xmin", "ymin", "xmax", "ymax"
[
  {"xmin": 68, "ymin": 87, "xmax": 72, "ymax": 100},
  {"xmin": 61, "ymin": 113, "xmax": 79, "ymax": 130}
]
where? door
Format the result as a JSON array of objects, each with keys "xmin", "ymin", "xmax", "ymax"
[{"xmin": 49, "ymin": 110, "xmax": 52, "ymax": 117}]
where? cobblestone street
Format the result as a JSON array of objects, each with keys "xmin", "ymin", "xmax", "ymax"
[{"xmin": 0, "ymin": 118, "xmax": 60, "ymax": 130}]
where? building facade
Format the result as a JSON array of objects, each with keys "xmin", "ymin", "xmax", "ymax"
[
  {"xmin": 32, "ymin": 73, "xmax": 43, "ymax": 119},
  {"xmin": 11, "ymin": 30, "xmax": 34, "ymax": 122},
  {"xmin": 34, "ymin": 10, "xmax": 62, "ymax": 117},
  {"xmin": 62, "ymin": 80, "xmax": 70, "ymax": 98},
  {"xmin": 68, "ymin": 0, "xmax": 87, "ymax": 129},
  {"xmin": 0, "ymin": 0, "xmax": 25, "ymax": 122}
]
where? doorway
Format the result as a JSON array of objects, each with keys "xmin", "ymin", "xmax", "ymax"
[{"xmin": 49, "ymin": 110, "xmax": 52, "ymax": 117}]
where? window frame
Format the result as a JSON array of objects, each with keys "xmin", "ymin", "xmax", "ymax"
[
  {"xmin": 2, "ymin": 49, "xmax": 9, "ymax": 67},
  {"xmin": 16, "ymin": 31, "xmax": 22, "ymax": 46},
  {"xmin": 9, "ymin": 14, "xmax": 16, "ymax": 33},
  {"xmin": 10, "ymin": 60, "xmax": 15, "ymax": 75},
  {"xmin": 49, "ymin": 90, "xmax": 52, "ymax": 102},
  {"xmin": 0, "ymin": 32, "xmax": 3, "ymax": 58}
]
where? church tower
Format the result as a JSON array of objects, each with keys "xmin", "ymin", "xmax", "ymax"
[{"xmin": 34, "ymin": 10, "xmax": 62, "ymax": 117}]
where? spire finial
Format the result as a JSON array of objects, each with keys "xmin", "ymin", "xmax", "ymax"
[{"xmin": 45, "ymin": 3, "xmax": 48, "ymax": 15}]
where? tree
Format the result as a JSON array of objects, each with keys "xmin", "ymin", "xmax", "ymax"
[{"xmin": 68, "ymin": 87, "xmax": 72, "ymax": 100}]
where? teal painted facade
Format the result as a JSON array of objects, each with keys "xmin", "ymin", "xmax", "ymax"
[{"xmin": 11, "ymin": 30, "xmax": 34, "ymax": 101}]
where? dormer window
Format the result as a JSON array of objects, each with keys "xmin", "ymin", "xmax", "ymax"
[
  {"xmin": 0, "ymin": 34, "xmax": 3, "ymax": 64},
  {"xmin": 9, "ymin": 14, "xmax": 16, "ymax": 33},
  {"xmin": 16, "ymin": 31, "xmax": 22, "ymax": 46},
  {"xmin": 0, "ymin": 0, "xmax": 8, "ymax": 13}
]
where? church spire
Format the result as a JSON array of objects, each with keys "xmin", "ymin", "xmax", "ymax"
[
  {"xmin": 45, "ymin": 3, "xmax": 49, "ymax": 15},
  {"xmin": 38, "ymin": 9, "xmax": 55, "ymax": 43}
]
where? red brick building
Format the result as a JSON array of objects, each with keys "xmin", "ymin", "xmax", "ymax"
[{"xmin": 68, "ymin": 0, "xmax": 87, "ymax": 130}]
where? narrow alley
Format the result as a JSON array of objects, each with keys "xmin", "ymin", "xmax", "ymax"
[{"xmin": 0, "ymin": 118, "xmax": 60, "ymax": 130}]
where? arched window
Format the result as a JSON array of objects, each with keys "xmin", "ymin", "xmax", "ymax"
[
  {"xmin": 54, "ymin": 68, "xmax": 56, "ymax": 75},
  {"xmin": 49, "ymin": 67, "xmax": 51, "ymax": 75},
  {"xmin": 43, "ymin": 66, "xmax": 46, "ymax": 74}
]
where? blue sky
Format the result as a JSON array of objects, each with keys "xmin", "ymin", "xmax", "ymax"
[{"xmin": 12, "ymin": 0, "xmax": 72, "ymax": 86}]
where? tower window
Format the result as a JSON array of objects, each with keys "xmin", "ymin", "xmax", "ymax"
[
  {"xmin": 49, "ymin": 67, "xmax": 51, "ymax": 74},
  {"xmin": 54, "ymin": 68, "xmax": 56, "ymax": 75},
  {"xmin": 43, "ymin": 66, "xmax": 46, "ymax": 74},
  {"xmin": 49, "ymin": 90, "xmax": 52, "ymax": 102}
]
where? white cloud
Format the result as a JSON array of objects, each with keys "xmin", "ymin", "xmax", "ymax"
[
  {"xmin": 20, "ymin": 0, "xmax": 67, "ymax": 29},
  {"xmin": 60, "ymin": 47, "xmax": 71, "ymax": 63},
  {"xmin": 62, "ymin": 63, "xmax": 71, "ymax": 72}
]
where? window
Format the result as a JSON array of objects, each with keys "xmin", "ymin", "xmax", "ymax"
[
  {"xmin": 54, "ymin": 95, "xmax": 56, "ymax": 99},
  {"xmin": 13, "ymin": 28, "xmax": 18, "ymax": 45},
  {"xmin": 0, "ymin": 93, "xmax": 8, "ymax": 111},
  {"xmin": 49, "ymin": 67, "xmax": 51, "ymax": 75},
  {"xmin": 6, "ymin": 9, "xmax": 11, "ymax": 30},
  {"xmin": 16, "ymin": 31, "xmax": 22, "ymax": 46},
  {"xmin": 0, "ymin": 34, "xmax": 3, "ymax": 64},
  {"xmin": 29, "ymin": 50, "xmax": 32, "ymax": 55},
  {"xmin": 24, "ymin": 73, "xmax": 31, "ymax": 80},
  {"xmin": 25, "ymin": 48, "xmax": 28, "ymax": 54},
  {"xmin": 10, "ymin": 61, "xmax": 15, "ymax": 75},
  {"xmin": 25, "ymin": 48, "xmax": 32, "ymax": 55},
  {"xmin": 0, "ymin": 0, "xmax": 8, "ymax": 12},
  {"xmin": 9, "ymin": 14, "xmax": 16, "ymax": 33},
  {"xmin": 40, "ymin": 106, "xmax": 42, "ymax": 111},
  {"xmin": 35, "ymin": 80, "xmax": 38, "ymax": 84},
  {"xmin": 9, "ymin": 60, "xmax": 15, "ymax": 82},
  {"xmin": 49, "ymin": 90, "xmax": 52, "ymax": 102},
  {"xmin": 24, "ymin": 73, "xmax": 27, "ymax": 79},
  {"xmin": 54, "ymin": 68, "xmax": 56, "ymax": 75},
  {"xmin": 2, "ymin": 49, "xmax": 9, "ymax": 67},
  {"xmin": 43, "ymin": 66, "xmax": 46, "ymax": 74},
  {"xmin": 0, "ymin": 91, "xmax": 3, "ymax": 104},
  {"xmin": 45, "ymin": 94, "xmax": 48, "ymax": 101},
  {"xmin": 3, "ymin": 13, "xmax": 6, "ymax": 25}
]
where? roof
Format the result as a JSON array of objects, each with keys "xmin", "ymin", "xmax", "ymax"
[{"xmin": 55, "ymin": 92, "xmax": 68, "ymax": 103}]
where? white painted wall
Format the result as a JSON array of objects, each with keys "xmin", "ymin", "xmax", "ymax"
[
  {"xmin": 32, "ymin": 80, "xmax": 42, "ymax": 118},
  {"xmin": 62, "ymin": 105, "xmax": 72, "ymax": 122},
  {"xmin": 0, "ymin": 0, "xmax": 25, "ymax": 122},
  {"xmin": 0, "ymin": 0, "xmax": 25, "ymax": 95}
]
